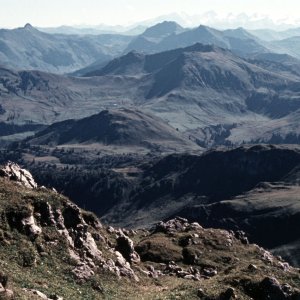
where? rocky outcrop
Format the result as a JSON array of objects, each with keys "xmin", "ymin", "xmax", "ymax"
[
  {"xmin": 31, "ymin": 200, "xmax": 140, "ymax": 282},
  {"xmin": 154, "ymin": 217, "xmax": 202, "ymax": 234},
  {"xmin": 114, "ymin": 251, "xmax": 139, "ymax": 281},
  {"xmin": 21, "ymin": 214, "xmax": 42, "ymax": 238},
  {"xmin": 0, "ymin": 162, "xmax": 37, "ymax": 189},
  {"xmin": 116, "ymin": 230, "xmax": 140, "ymax": 264},
  {"xmin": 6, "ymin": 204, "xmax": 42, "ymax": 239}
]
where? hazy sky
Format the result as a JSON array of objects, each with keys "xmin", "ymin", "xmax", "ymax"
[{"xmin": 0, "ymin": 0, "xmax": 299, "ymax": 28}]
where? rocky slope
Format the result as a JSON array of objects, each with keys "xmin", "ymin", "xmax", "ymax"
[{"xmin": 0, "ymin": 163, "xmax": 299, "ymax": 299}]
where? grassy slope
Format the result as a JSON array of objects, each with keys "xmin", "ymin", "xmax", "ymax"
[{"xmin": 0, "ymin": 178, "xmax": 299, "ymax": 299}]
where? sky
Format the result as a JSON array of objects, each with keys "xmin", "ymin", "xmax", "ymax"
[{"xmin": 0, "ymin": 0, "xmax": 299, "ymax": 29}]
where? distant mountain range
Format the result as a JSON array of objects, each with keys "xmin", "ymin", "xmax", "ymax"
[
  {"xmin": 0, "ymin": 24, "xmax": 132, "ymax": 73},
  {"xmin": 38, "ymin": 24, "xmax": 147, "ymax": 36},
  {"xmin": 1, "ymin": 21, "xmax": 300, "ymax": 76},
  {"xmin": 250, "ymin": 27, "xmax": 300, "ymax": 41},
  {"xmin": 124, "ymin": 22, "xmax": 267, "ymax": 56},
  {"xmin": 1, "ymin": 41, "xmax": 300, "ymax": 147},
  {"xmin": 36, "ymin": 12, "xmax": 300, "ymax": 33}
]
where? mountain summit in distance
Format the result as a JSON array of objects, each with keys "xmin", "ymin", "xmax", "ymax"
[
  {"xmin": 141, "ymin": 21, "xmax": 185, "ymax": 38},
  {"xmin": 0, "ymin": 24, "xmax": 132, "ymax": 73}
]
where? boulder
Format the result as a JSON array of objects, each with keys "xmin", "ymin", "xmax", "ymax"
[
  {"xmin": 116, "ymin": 230, "xmax": 140, "ymax": 264},
  {"xmin": 244, "ymin": 276, "xmax": 300, "ymax": 300},
  {"xmin": 71, "ymin": 263, "xmax": 95, "ymax": 281},
  {"xmin": 115, "ymin": 251, "xmax": 139, "ymax": 281},
  {"xmin": 34, "ymin": 202, "xmax": 56, "ymax": 226},
  {"xmin": 21, "ymin": 214, "xmax": 42, "ymax": 238},
  {"xmin": 62, "ymin": 203, "xmax": 85, "ymax": 229},
  {"xmin": 259, "ymin": 277, "xmax": 287, "ymax": 300}
]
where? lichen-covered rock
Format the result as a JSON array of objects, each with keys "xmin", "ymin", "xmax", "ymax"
[
  {"xmin": 34, "ymin": 201, "xmax": 56, "ymax": 226},
  {"xmin": 114, "ymin": 251, "xmax": 139, "ymax": 282},
  {"xmin": 21, "ymin": 214, "xmax": 42, "ymax": 238},
  {"xmin": 116, "ymin": 230, "xmax": 140, "ymax": 264},
  {"xmin": 0, "ymin": 162, "xmax": 37, "ymax": 189},
  {"xmin": 71, "ymin": 263, "xmax": 95, "ymax": 281}
]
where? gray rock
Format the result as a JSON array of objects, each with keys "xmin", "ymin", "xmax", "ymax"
[
  {"xmin": 116, "ymin": 230, "xmax": 140, "ymax": 264},
  {"xmin": 21, "ymin": 214, "xmax": 42, "ymax": 238},
  {"xmin": 0, "ymin": 162, "xmax": 37, "ymax": 189},
  {"xmin": 202, "ymin": 267, "xmax": 218, "ymax": 278}
]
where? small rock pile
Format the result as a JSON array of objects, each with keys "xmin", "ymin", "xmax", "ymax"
[{"xmin": 155, "ymin": 217, "xmax": 203, "ymax": 234}]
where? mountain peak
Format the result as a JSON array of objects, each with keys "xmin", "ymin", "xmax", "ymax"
[
  {"xmin": 197, "ymin": 24, "xmax": 211, "ymax": 30},
  {"xmin": 24, "ymin": 23, "xmax": 34, "ymax": 29},
  {"xmin": 142, "ymin": 21, "xmax": 184, "ymax": 38}
]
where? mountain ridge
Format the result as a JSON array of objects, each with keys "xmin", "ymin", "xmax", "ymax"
[
  {"xmin": 0, "ymin": 24, "xmax": 133, "ymax": 73},
  {"xmin": 25, "ymin": 108, "xmax": 199, "ymax": 153}
]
